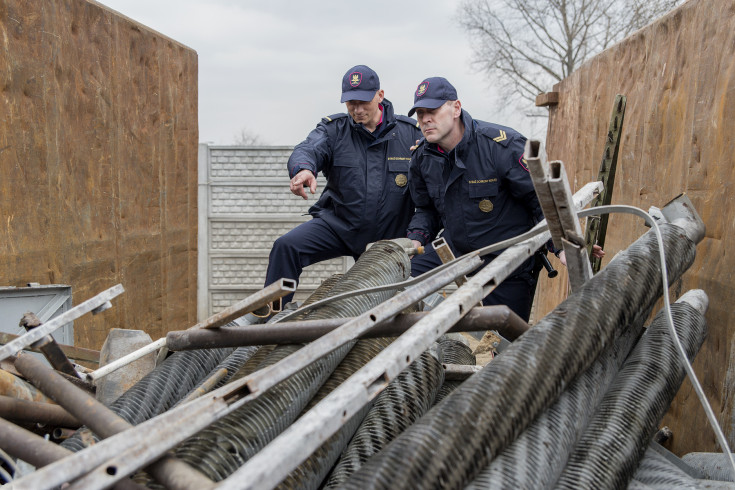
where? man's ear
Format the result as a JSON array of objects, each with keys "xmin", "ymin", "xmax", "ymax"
[{"xmin": 454, "ymin": 100, "xmax": 462, "ymax": 118}]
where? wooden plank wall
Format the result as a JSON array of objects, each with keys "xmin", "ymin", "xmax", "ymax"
[
  {"xmin": 531, "ymin": 0, "xmax": 735, "ymax": 455},
  {"xmin": 0, "ymin": 0, "xmax": 198, "ymax": 348}
]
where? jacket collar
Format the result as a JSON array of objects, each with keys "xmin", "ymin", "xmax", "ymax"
[{"xmin": 348, "ymin": 99, "xmax": 396, "ymax": 138}]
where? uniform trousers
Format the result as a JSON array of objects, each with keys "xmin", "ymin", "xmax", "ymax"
[{"xmin": 264, "ymin": 218, "xmax": 358, "ymax": 305}]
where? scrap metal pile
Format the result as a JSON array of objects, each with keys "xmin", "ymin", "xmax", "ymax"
[{"xmin": 1, "ymin": 141, "xmax": 734, "ymax": 489}]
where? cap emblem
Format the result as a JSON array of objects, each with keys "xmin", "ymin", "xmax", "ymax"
[
  {"xmin": 416, "ymin": 82, "xmax": 429, "ymax": 97},
  {"xmin": 350, "ymin": 72, "xmax": 362, "ymax": 87}
]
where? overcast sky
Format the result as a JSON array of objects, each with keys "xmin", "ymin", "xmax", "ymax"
[{"xmin": 97, "ymin": 0, "xmax": 549, "ymax": 146}]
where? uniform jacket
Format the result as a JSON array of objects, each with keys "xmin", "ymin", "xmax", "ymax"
[
  {"xmin": 407, "ymin": 110, "xmax": 543, "ymax": 260},
  {"xmin": 288, "ymin": 99, "xmax": 421, "ymax": 255}
]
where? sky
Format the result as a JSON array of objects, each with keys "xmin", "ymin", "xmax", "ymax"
[{"xmin": 97, "ymin": 0, "xmax": 550, "ymax": 146}]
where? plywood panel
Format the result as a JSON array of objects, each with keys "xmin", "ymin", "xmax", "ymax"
[
  {"xmin": 0, "ymin": 0, "xmax": 197, "ymax": 347},
  {"xmin": 533, "ymin": 0, "xmax": 735, "ymax": 454}
]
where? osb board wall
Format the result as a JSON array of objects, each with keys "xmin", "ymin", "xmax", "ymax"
[
  {"xmin": 0, "ymin": 0, "xmax": 198, "ymax": 348},
  {"xmin": 531, "ymin": 0, "xmax": 735, "ymax": 455}
]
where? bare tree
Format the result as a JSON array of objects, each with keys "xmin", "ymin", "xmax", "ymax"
[
  {"xmin": 458, "ymin": 0, "xmax": 683, "ymax": 105},
  {"xmin": 233, "ymin": 127, "xmax": 267, "ymax": 146}
]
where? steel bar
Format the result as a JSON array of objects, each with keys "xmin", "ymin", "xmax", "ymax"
[
  {"xmin": 166, "ymin": 305, "xmax": 529, "ymax": 351},
  {"xmin": 0, "ymin": 332, "xmax": 100, "ymax": 364},
  {"xmin": 11, "ymin": 254, "xmax": 483, "ymax": 490},
  {"xmin": 196, "ymin": 279, "xmax": 295, "ymax": 330},
  {"xmin": 0, "ymin": 395, "xmax": 80, "ymax": 428},
  {"xmin": 432, "ymin": 237, "xmax": 467, "ymax": 286},
  {"xmin": 86, "ymin": 280, "xmax": 295, "ymax": 383},
  {"xmin": 585, "ymin": 94, "xmax": 626, "ymax": 272},
  {"xmin": 215, "ymin": 185, "xmax": 603, "ymax": 489},
  {"xmin": 549, "ymin": 160, "xmax": 594, "ymax": 290},
  {"xmin": 525, "ymin": 139, "xmax": 565, "ymax": 250},
  {"xmin": 20, "ymin": 312, "xmax": 80, "ymax": 378},
  {"xmin": 444, "ymin": 364, "xmax": 483, "ymax": 381},
  {"xmin": 0, "ymin": 284, "xmax": 124, "ymax": 362},
  {"xmin": 180, "ymin": 367, "xmax": 228, "ymax": 404},
  {"xmin": 13, "ymin": 353, "xmax": 215, "ymax": 490}
]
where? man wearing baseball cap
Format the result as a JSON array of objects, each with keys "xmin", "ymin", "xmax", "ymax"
[
  {"xmin": 263, "ymin": 65, "xmax": 421, "ymax": 304},
  {"xmin": 405, "ymin": 77, "xmax": 603, "ymax": 321}
]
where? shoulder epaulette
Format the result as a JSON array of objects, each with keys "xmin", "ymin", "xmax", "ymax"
[
  {"xmin": 321, "ymin": 113, "xmax": 348, "ymax": 123},
  {"xmin": 412, "ymin": 137, "xmax": 427, "ymax": 154},
  {"xmin": 477, "ymin": 124, "xmax": 516, "ymax": 147},
  {"xmin": 396, "ymin": 115, "xmax": 420, "ymax": 128}
]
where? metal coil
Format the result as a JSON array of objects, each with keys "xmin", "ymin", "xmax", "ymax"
[
  {"xmin": 324, "ymin": 347, "xmax": 445, "ymax": 488},
  {"xmin": 339, "ymin": 224, "xmax": 696, "ymax": 490},
  {"xmin": 160, "ymin": 241, "xmax": 411, "ymax": 484},
  {"xmin": 681, "ymin": 452, "xmax": 735, "ymax": 482},
  {"xmin": 174, "ymin": 345, "xmax": 260, "ymax": 406},
  {"xmin": 432, "ymin": 338, "xmax": 476, "ymax": 405},
  {"xmin": 555, "ymin": 302, "xmax": 707, "ymax": 489},
  {"xmin": 628, "ymin": 446, "xmax": 717, "ymax": 489},
  {"xmin": 465, "ymin": 305, "xmax": 651, "ymax": 489}
]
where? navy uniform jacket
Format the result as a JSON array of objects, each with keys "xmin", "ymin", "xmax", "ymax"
[
  {"xmin": 407, "ymin": 110, "xmax": 543, "ymax": 267},
  {"xmin": 288, "ymin": 99, "xmax": 422, "ymax": 255}
]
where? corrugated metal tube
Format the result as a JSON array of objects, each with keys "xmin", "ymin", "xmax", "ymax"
[
  {"xmin": 554, "ymin": 301, "xmax": 708, "ymax": 489},
  {"xmin": 339, "ymin": 223, "xmax": 696, "ymax": 489}
]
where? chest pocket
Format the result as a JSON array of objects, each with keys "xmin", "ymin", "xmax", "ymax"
[
  {"xmin": 468, "ymin": 181, "xmax": 498, "ymax": 199},
  {"xmin": 388, "ymin": 158, "xmax": 410, "ymax": 193}
]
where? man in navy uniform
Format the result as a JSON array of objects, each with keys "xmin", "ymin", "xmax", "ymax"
[
  {"xmin": 264, "ymin": 65, "xmax": 422, "ymax": 304},
  {"xmin": 406, "ymin": 77, "xmax": 603, "ymax": 321}
]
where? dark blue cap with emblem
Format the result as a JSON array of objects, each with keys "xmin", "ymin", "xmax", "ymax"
[
  {"xmin": 340, "ymin": 65, "xmax": 380, "ymax": 103},
  {"xmin": 407, "ymin": 77, "xmax": 458, "ymax": 116}
]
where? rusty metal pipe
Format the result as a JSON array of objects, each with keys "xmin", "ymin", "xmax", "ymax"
[
  {"xmin": 13, "ymin": 353, "xmax": 214, "ymax": 490},
  {"xmin": 0, "ymin": 418, "xmax": 145, "ymax": 490},
  {"xmin": 0, "ymin": 368, "xmax": 56, "ymax": 403},
  {"xmin": 0, "ymin": 417, "xmax": 71, "ymax": 467},
  {"xmin": 0, "ymin": 395, "xmax": 80, "ymax": 428},
  {"xmin": 166, "ymin": 306, "xmax": 529, "ymax": 351}
]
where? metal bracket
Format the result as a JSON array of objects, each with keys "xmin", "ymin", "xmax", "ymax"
[
  {"xmin": 584, "ymin": 94, "xmax": 626, "ymax": 272},
  {"xmin": 431, "ymin": 237, "xmax": 466, "ymax": 287},
  {"xmin": 525, "ymin": 140, "xmax": 596, "ymax": 292}
]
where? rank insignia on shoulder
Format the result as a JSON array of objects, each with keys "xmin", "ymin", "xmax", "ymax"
[
  {"xmin": 322, "ymin": 113, "xmax": 348, "ymax": 123},
  {"xmin": 493, "ymin": 130, "xmax": 507, "ymax": 143},
  {"xmin": 479, "ymin": 199, "xmax": 494, "ymax": 213},
  {"xmin": 395, "ymin": 174, "xmax": 408, "ymax": 187}
]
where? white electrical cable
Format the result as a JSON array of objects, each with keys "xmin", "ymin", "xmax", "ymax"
[{"xmin": 586, "ymin": 204, "xmax": 735, "ymax": 476}]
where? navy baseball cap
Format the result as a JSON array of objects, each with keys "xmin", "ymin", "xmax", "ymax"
[
  {"xmin": 340, "ymin": 65, "xmax": 380, "ymax": 103},
  {"xmin": 407, "ymin": 77, "xmax": 458, "ymax": 116}
]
